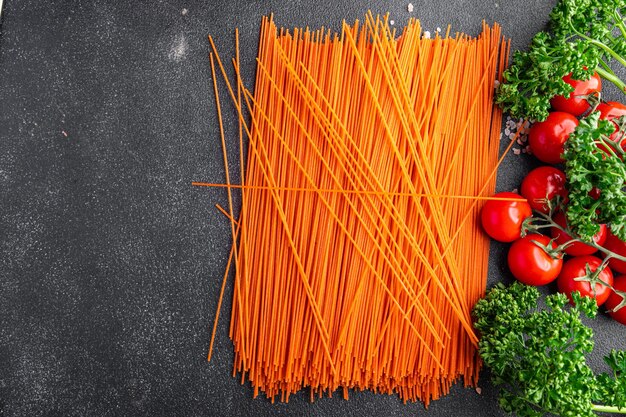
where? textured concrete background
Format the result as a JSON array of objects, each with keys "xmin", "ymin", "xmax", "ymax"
[{"xmin": 0, "ymin": 1, "xmax": 625, "ymax": 416}]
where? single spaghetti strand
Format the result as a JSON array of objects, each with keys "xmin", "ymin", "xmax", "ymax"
[
  {"xmin": 208, "ymin": 53, "xmax": 249, "ymax": 368},
  {"xmin": 208, "ymin": 210, "xmax": 240, "ymax": 361}
]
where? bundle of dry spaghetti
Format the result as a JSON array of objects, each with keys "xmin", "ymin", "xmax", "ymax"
[{"xmin": 200, "ymin": 13, "xmax": 510, "ymax": 406}]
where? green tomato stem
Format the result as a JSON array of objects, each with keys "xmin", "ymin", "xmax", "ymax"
[
  {"xmin": 591, "ymin": 241, "xmax": 626, "ymax": 263},
  {"xmin": 592, "ymin": 404, "xmax": 626, "ymax": 414},
  {"xmin": 529, "ymin": 211, "xmax": 626, "ymax": 264}
]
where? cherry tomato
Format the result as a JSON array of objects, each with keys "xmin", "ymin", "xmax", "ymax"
[
  {"xmin": 550, "ymin": 211, "xmax": 607, "ymax": 256},
  {"xmin": 528, "ymin": 112, "xmax": 579, "ymax": 164},
  {"xmin": 550, "ymin": 71, "xmax": 602, "ymax": 116},
  {"xmin": 605, "ymin": 275, "xmax": 626, "ymax": 325},
  {"xmin": 508, "ymin": 234, "xmax": 563, "ymax": 286},
  {"xmin": 481, "ymin": 192, "xmax": 532, "ymax": 242},
  {"xmin": 597, "ymin": 101, "xmax": 626, "ymax": 120},
  {"xmin": 603, "ymin": 231, "xmax": 626, "ymax": 274},
  {"xmin": 597, "ymin": 101, "xmax": 626, "ymax": 156},
  {"xmin": 589, "ymin": 187, "xmax": 602, "ymax": 200},
  {"xmin": 520, "ymin": 166, "xmax": 567, "ymax": 213},
  {"xmin": 557, "ymin": 255, "xmax": 613, "ymax": 306}
]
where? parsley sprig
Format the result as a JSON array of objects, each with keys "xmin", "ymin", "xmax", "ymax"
[
  {"xmin": 473, "ymin": 282, "xmax": 626, "ymax": 417},
  {"xmin": 496, "ymin": 0, "xmax": 626, "ymax": 121},
  {"xmin": 562, "ymin": 111, "xmax": 626, "ymax": 242}
]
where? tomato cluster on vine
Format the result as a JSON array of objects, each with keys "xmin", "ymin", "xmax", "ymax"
[{"xmin": 482, "ymin": 72, "xmax": 626, "ymax": 325}]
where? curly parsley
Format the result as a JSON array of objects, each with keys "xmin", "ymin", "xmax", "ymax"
[
  {"xmin": 473, "ymin": 282, "xmax": 626, "ymax": 417},
  {"xmin": 562, "ymin": 111, "xmax": 626, "ymax": 242},
  {"xmin": 496, "ymin": 0, "xmax": 626, "ymax": 121}
]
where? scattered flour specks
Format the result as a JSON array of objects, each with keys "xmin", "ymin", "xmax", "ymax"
[
  {"xmin": 181, "ymin": 8, "xmax": 188, "ymax": 16},
  {"xmin": 168, "ymin": 33, "xmax": 188, "ymax": 62},
  {"xmin": 390, "ymin": 20, "xmax": 395, "ymax": 26},
  {"xmin": 408, "ymin": 3, "xmax": 414, "ymax": 12}
]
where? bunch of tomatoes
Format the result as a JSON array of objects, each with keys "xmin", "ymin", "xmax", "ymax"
[{"xmin": 482, "ymin": 71, "xmax": 626, "ymax": 325}]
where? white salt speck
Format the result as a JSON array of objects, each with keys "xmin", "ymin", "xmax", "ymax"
[
  {"xmin": 423, "ymin": 31, "xmax": 431, "ymax": 39},
  {"xmin": 436, "ymin": 27, "xmax": 441, "ymax": 32},
  {"xmin": 512, "ymin": 188, "xmax": 519, "ymax": 194},
  {"xmin": 181, "ymin": 8, "xmax": 188, "ymax": 15},
  {"xmin": 168, "ymin": 33, "xmax": 188, "ymax": 62},
  {"xmin": 495, "ymin": 2, "xmax": 499, "ymax": 7},
  {"xmin": 408, "ymin": 3, "xmax": 414, "ymax": 12},
  {"xmin": 390, "ymin": 20, "xmax": 395, "ymax": 25},
  {"xmin": 509, "ymin": 133, "xmax": 516, "ymax": 140},
  {"xmin": 494, "ymin": 80, "xmax": 500, "ymax": 87},
  {"xmin": 513, "ymin": 148, "xmax": 521, "ymax": 155},
  {"xmin": 516, "ymin": 138, "xmax": 523, "ymax": 145},
  {"xmin": 504, "ymin": 128, "xmax": 510, "ymax": 135}
]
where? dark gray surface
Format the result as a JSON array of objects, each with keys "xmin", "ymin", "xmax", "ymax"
[{"xmin": 1, "ymin": 1, "xmax": 625, "ymax": 416}]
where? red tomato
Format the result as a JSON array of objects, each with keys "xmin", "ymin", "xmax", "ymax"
[
  {"xmin": 603, "ymin": 231, "xmax": 626, "ymax": 274},
  {"xmin": 550, "ymin": 211, "xmax": 607, "ymax": 256},
  {"xmin": 597, "ymin": 101, "xmax": 626, "ymax": 155},
  {"xmin": 508, "ymin": 234, "xmax": 563, "ymax": 286},
  {"xmin": 550, "ymin": 71, "xmax": 602, "ymax": 116},
  {"xmin": 589, "ymin": 187, "xmax": 602, "ymax": 200},
  {"xmin": 605, "ymin": 275, "xmax": 626, "ymax": 325},
  {"xmin": 481, "ymin": 192, "xmax": 532, "ymax": 242},
  {"xmin": 557, "ymin": 256, "xmax": 613, "ymax": 306},
  {"xmin": 528, "ymin": 112, "xmax": 579, "ymax": 164},
  {"xmin": 520, "ymin": 166, "xmax": 567, "ymax": 213},
  {"xmin": 597, "ymin": 101, "xmax": 626, "ymax": 120}
]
